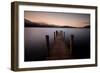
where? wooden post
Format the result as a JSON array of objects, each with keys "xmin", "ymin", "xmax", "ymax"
[
  {"xmin": 64, "ymin": 32, "xmax": 65, "ymax": 41},
  {"xmin": 60, "ymin": 31, "xmax": 63, "ymax": 37},
  {"xmin": 54, "ymin": 32, "xmax": 56, "ymax": 41},
  {"xmin": 69, "ymin": 34, "xmax": 74, "ymax": 57},
  {"xmin": 56, "ymin": 31, "xmax": 58, "ymax": 36},
  {"xmin": 45, "ymin": 35, "xmax": 50, "ymax": 57}
]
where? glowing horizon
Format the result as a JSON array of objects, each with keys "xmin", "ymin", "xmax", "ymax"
[{"xmin": 24, "ymin": 11, "xmax": 90, "ymax": 27}]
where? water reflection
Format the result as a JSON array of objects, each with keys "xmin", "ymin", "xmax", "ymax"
[{"xmin": 24, "ymin": 28, "xmax": 90, "ymax": 61}]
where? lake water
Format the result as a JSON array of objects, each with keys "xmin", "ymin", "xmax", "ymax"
[{"xmin": 24, "ymin": 28, "xmax": 90, "ymax": 61}]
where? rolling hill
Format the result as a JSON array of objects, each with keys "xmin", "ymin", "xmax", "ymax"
[{"xmin": 25, "ymin": 19, "xmax": 90, "ymax": 28}]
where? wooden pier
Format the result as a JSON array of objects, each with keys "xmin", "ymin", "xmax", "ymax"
[{"xmin": 46, "ymin": 31, "xmax": 74, "ymax": 60}]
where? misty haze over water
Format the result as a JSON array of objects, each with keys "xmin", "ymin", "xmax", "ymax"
[{"xmin": 24, "ymin": 28, "xmax": 90, "ymax": 61}]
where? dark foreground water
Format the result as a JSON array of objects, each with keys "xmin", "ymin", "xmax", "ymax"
[{"xmin": 24, "ymin": 28, "xmax": 90, "ymax": 61}]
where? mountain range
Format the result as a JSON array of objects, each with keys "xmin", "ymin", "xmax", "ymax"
[{"xmin": 25, "ymin": 19, "xmax": 90, "ymax": 28}]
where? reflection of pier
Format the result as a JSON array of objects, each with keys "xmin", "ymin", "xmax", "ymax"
[{"xmin": 46, "ymin": 31, "xmax": 74, "ymax": 60}]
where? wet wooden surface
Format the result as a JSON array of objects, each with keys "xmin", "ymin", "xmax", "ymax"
[{"xmin": 48, "ymin": 31, "xmax": 71, "ymax": 60}]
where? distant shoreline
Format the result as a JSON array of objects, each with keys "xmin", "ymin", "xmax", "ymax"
[{"xmin": 25, "ymin": 19, "xmax": 90, "ymax": 28}]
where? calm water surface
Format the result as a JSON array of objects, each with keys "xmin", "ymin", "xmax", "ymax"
[{"xmin": 24, "ymin": 28, "xmax": 90, "ymax": 61}]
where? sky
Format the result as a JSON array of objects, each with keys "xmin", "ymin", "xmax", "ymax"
[{"xmin": 24, "ymin": 11, "xmax": 90, "ymax": 27}]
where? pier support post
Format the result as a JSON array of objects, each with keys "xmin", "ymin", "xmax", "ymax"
[
  {"xmin": 69, "ymin": 34, "xmax": 74, "ymax": 57},
  {"xmin": 46, "ymin": 35, "xmax": 50, "ymax": 57},
  {"xmin": 54, "ymin": 32, "xmax": 56, "ymax": 41},
  {"xmin": 64, "ymin": 32, "xmax": 65, "ymax": 40},
  {"xmin": 56, "ymin": 31, "xmax": 58, "ymax": 36}
]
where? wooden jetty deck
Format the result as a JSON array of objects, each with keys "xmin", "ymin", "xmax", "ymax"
[{"xmin": 46, "ymin": 31, "xmax": 74, "ymax": 60}]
